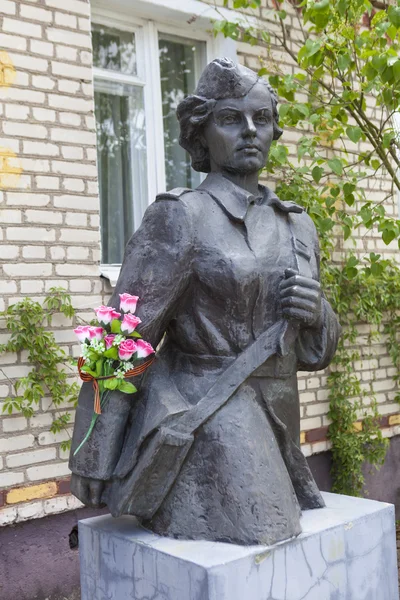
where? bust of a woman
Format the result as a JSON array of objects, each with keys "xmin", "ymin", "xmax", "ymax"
[{"xmin": 69, "ymin": 58, "xmax": 340, "ymax": 546}]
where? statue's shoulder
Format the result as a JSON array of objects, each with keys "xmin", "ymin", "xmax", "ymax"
[{"xmin": 155, "ymin": 187, "xmax": 194, "ymax": 202}]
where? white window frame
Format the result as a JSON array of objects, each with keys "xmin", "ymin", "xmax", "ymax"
[{"xmin": 91, "ymin": 1, "xmax": 240, "ymax": 284}]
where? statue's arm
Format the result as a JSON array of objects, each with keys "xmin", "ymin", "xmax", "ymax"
[
  {"xmin": 296, "ymin": 218, "xmax": 341, "ymax": 372},
  {"xmin": 69, "ymin": 198, "xmax": 194, "ymax": 501}
]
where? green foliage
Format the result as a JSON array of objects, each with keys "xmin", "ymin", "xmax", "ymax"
[
  {"xmin": 0, "ymin": 288, "xmax": 79, "ymax": 451},
  {"xmin": 217, "ymin": 0, "xmax": 400, "ymax": 495}
]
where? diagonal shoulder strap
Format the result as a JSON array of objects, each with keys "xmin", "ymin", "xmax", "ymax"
[{"xmin": 173, "ymin": 320, "xmax": 297, "ymax": 436}]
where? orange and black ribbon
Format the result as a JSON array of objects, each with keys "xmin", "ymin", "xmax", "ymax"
[{"xmin": 77, "ymin": 355, "xmax": 155, "ymax": 415}]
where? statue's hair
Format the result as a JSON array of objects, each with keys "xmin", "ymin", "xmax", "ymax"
[{"xmin": 176, "ymin": 79, "xmax": 283, "ymax": 173}]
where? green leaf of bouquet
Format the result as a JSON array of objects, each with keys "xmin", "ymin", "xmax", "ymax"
[
  {"xmin": 104, "ymin": 378, "xmax": 119, "ymax": 390},
  {"xmin": 118, "ymin": 381, "xmax": 137, "ymax": 394},
  {"xmin": 111, "ymin": 319, "xmax": 121, "ymax": 334},
  {"xmin": 129, "ymin": 331, "xmax": 142, "ymax": 338},
  {"xmin": 80, "ymin": 365, "xmax": 97, "ymax": 377},
  {"xmin": 103, "ymin": 347, "xmax": 118, "ymax": 359},
  {"xmin": 95, "ymin": 358, "xmax": 104, "ymax": 377}
]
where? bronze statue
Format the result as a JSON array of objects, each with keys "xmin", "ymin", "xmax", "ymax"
[{"xmin": 69, "ymin": 58, "xmax": 340, "ymax": 546}]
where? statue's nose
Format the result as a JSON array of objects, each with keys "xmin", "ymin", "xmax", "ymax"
[{"xmin": 242, "ymin": 115, "xmax": 257, "ymax": 136}]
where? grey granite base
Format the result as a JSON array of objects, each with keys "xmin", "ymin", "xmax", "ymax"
[{"xmin": 79, "ymin": 492, "xmax": 399, "ymax": 600}]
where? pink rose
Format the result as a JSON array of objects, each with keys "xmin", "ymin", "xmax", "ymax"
[
  {"xmin": 104, "ymin": 334, "xmax": 115, "ymax": 349},
  {"xmin": 136, "ymin": 339, "xmax": 155, "ymax": 359},
  {"xmin": 118, "ymin": 339, "xmax": 137, "ymax": 361},
  {"xmin": 88, "ymin": 326, "xmax": 104, "ymax": 341},
  {"xmin": 121, "ymin": 313, "xmax": 141, "ymax": 335},
  {"xmin": 119, "ymin": 293, "xmax": 139, "ymax": 314},
  {"xmin": 94, "ymin": 305, "xmax": 121, "ymax": 325},
  {"xmin": 74, "ymin": 325, "xmax": 91, "ymax": 343}
]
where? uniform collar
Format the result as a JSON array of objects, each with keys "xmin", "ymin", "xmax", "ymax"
[{"xmin": 198, "ymin": 173, "xmax": 303, "ymax": 223}]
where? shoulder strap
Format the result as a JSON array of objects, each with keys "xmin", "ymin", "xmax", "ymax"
[
  {"xmin": 156, "ymin": 187, "xmax": 192, "ymax": 201},
  {"xmin": 173, "ymin": 320, "xmax": 297, "ymax": 436}
]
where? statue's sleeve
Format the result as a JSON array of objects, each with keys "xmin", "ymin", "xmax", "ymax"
[
  {"xmin": 69, "ymin": 197, "xmax": 194, "ymax": 480},
  {"xmin": 296, "ymin": 219, "xmax": 341, "ymax": 372}
]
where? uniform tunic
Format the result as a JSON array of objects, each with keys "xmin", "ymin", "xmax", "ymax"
[{"xmin": 69, "ymin": 173, "xmax": 341, "ymax": 545}]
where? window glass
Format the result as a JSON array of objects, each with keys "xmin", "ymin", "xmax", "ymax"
[
  {"xmin": 159, "ymin": 34, "xmax": 206, "ymax": 190},
  {"xmin": 95, "ymin": 81, "xmax": 147, "ymax": 264},
  {"xmin": 92, "ymin": 24, "xmax": 137, "ymax": 76}
]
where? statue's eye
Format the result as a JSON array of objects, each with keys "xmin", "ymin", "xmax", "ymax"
[
  {"xmin": 221, "ymin": 114, "xmax": 239, "ymax": 125},
  {"xmin": 254, "ymin": 113, "xmax": 269, "ymax": 124}
]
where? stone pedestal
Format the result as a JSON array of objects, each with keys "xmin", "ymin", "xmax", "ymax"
[{"xmin": 79, "ymin": 492, "xmax": 399, "ymax": 600}]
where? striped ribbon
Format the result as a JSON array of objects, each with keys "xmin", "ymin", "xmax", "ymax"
[{"xmin": 77, "ymin": 355, "xmax": 155, "ymax": 414}]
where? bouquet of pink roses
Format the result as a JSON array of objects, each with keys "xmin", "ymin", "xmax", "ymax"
[{"xmin": 73, "ymin": 293, "xmax": 155, "ymax": 455}]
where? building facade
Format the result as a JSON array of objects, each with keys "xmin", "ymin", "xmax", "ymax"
[{"xmin": 0, "ymin": 0, "xmax": 399, "ymax": 598}]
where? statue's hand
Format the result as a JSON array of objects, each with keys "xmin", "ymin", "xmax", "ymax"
[
  {"xmin": 279, "ymin": 268, "xmax": 322, "ymax": 329},
  {"xmin": 71, "ymin": 473, "xmax": 106, "ymax": 508}
]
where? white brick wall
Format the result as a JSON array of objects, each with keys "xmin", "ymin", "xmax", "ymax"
[{"xmin": 0, "ymin": 0, "xmax": 111, "ymax": 501}]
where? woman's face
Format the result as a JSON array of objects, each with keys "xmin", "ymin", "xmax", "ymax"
[{"xmin": 202, "ymin": 83, "xmax": 275, "ymax": 176}]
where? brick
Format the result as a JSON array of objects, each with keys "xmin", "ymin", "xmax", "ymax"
[
  {"xmin": 29, "ymin": 413, "xmax": 53, "ymax": 428},
  {"xmin": 30, "ymin": 39, "xmax": 54, "ymax": 57},
  {"xmin": 52, "ymin": 160, "xmax": 97, "ymax": 177},
  {"xmin": 32, "ymin": 75, "xmax": 55, "ymax": 90},
  {"xmin": 5, "ymin": 104, "xmax": 30, "ymax": 120},
  {"xmin": 300, "ymin": 431, "xmax": 306, "ymax": 445},
  {"xmin": 38, "ymin": 430, "xmax": 71, "ymax": 445},
  {"xmin": 61, "ymin": 146, "xmax": 84, "ymax": 160},
  {"xmin": 36, "ymin": 175, "xmax": 60, "ymax": 189},
  {"xmin": 3, "ymin": 18, "xmax": 42, "ymax": 39},
  {"xmin": 20, "ymin": 280, "xmax": 44, "ymax": 293},
  {"xmin": 55, "ymin": 12, "xmax": 78, "ymax": 28},
  {"xmin": 7, "ymin": 448, "xmax": 57, "ymax": 469},
  {"xmin": 44, "ymin": 495, "xmax": 69, "ymax": 514},
  {"xmin": 0, "ymin": 33, "xmax": 27, "ymax": 51},
  {"xmin": 3, "ymin": 262, "xmax": 52, "ymax": 277},
  {"xmin": 21, "ymin": 158, "xmax": 50, "ymax": 173},
  {"xmin": 46, "ymin": 27, "xmax": 91, "ymax": 48},
  {"xmin": 1, "ymin": 0, "xmax": 16, "ymax": 15},
  {"xmin": 62, "ymin": 178, "xmax": 84, "ymax": 192},
  {"xmin": 306, "ymin": 402, "xmax": 329, "ymax": 417},
  {"xmin": 79, "ymin": 50, "xmax": 92, "ymax": 65},
  {"xmin": 7, "ymin": 227, "xmax": 55, "ymax": 242},
  {"xmin": 6, "ymin": 481, "xmax": 57, "ymax": 504},
  {"xmin": 0, "ymin": 279, "xmax": 17, "ymax": 292},
  {"xmin": 0, "ymin": 472, "xmax": 25, "ymax": 488},
  {"xmin": 0, "ymin": 491, "xmax": 4, "ymax": 507},
  {"xmin": 27, "ymin": 462, "xmax": 71, "ymax": 481},
  {"xmin": 57, "ymin": 477, "xmax": 71, "ymax": 495},
  {"xmin": 45, "ymin": 0, "xmax": 89, "ymax": 16},
  {"xmin": 53, "ymin": 194, "xmax": 98, "ymax": 210},
  {"xmin": 3, "ymin": 417, "xmax": 27, "ymax": 432},
  {"xmin": 17, "ymin": 501, "xmax": 45, "ymax": 521},
  {"xmin": 10, "ymin": 54, "xmax": 49, "ymax": 73},
  {"xmin": 23, "ymin": 140, "xmax": 59, "ymax": 156},
  {"xmin": 48, "ymin": 93, "xmax": 93, "ymax": 112},
  {"xmin": 32, "ymin": 107, "xmax": 56, "ymax": 122},
  {"xmin": 26, "ymin": 209, "xmax": 62, "ymax": 224},
  {"xmin": 59, "ymin": 228, "xmax": 99, "ymax": 243},
  {"xmin": 59, "ymin": 113, "xmax": 81, "ymax": 128},
  {"xmin": 305, "ymin": 426, "xmax": 329, "ymax": 443},
  {"xmin": 1, "ymin": 245, "xmax": 19, "ymax": 259},
  {"xmin": 50, "ymin": 128, "xmax": 96, "ymax": 145},
  {"xmin": 69, "ymin": 279, "xmax": 91, "ymax": 292},
  {"xmin": 0, "ymin": 434, "xmax": 34, "ymax": 453},
  {"xmin": 50, "ymin": 246, "xmax": 66, "ymax": 260},
  {"xmin": 58, "ymin": 79, "xmax": 80, "ymax": 94},
  {"xmin": 52, "ymin": 61, "xmax": 92, "ymax": 80},
  {"xmin": 0, "ymin": 506, "xmax": 17, "ymax": 525},
  {"xmin": 56, "ymin": 45, "xmax": 78, "ymax": 62},
  {"xmin": 3, "ymin": 122, "xmax": 47, "ymax": 139},
  {"xmin": 67, "ymin": 245, "xmax": 88, "ymax": 259},
  {"xmin": 388, "ymin": 414, "xmax": 400, "ymax": 426},
  {"xmin": 7, "ymin": 192, "xmax": 50, "ymax": 206},
  {"xmin": 78, "ymin": 18, "xmax": 90, "ymax": 32},
  {"xmin": 90, "ymin": 214, "xmax": 100, "ymax": 228},
  {"xmin": 1, "ymin": 209, "xmax": 21, "ymax": 223},
  {"xmin": 20, "ymin": 4, "xmax": 53, "ymax": 22}
]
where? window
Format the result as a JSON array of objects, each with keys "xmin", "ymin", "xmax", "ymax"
[{"xmin": 92, "ymin": 20, "xmax": 207, "ymax": 266}]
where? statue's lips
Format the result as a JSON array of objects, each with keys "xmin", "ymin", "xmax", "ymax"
[{"xmin": 236, "ymin": 144, "xmax": 262, "ymax": 153}]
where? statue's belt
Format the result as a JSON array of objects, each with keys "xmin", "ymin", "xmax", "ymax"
[{"xmin": 108, "ymin": 319, "xmax": 299, "ymax": 519}]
